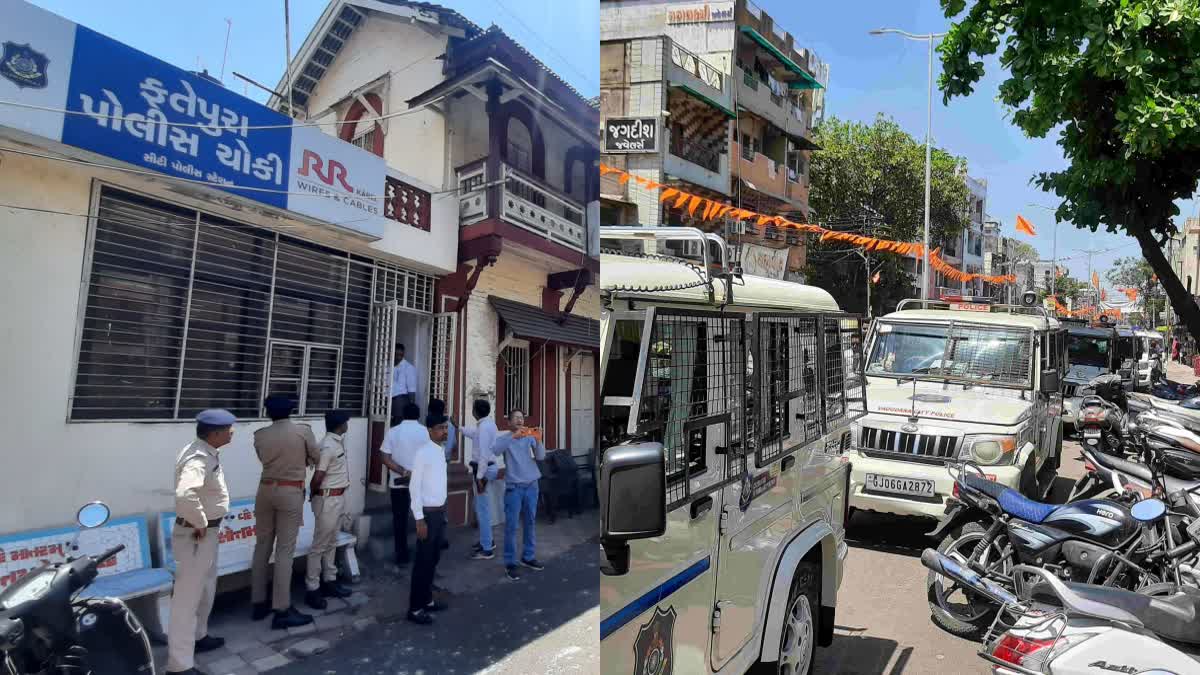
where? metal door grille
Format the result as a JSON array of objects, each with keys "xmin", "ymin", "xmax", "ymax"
[
  {"xmin": 502, "ymin": 345, "xmax": 530, "ymax": 414},
  {"xmin": 429, "ymin": 313, "xmax": 457, "ymax": 408},
  {"xmin": 638, "ymin": 309, "xmax": 746, "ymax": 510},
  {"xmin": 824, "ymin": 316, "xmax": 867, "ymax": 426},
  {"xmin": 366, "ymin": 301, "xmax": 397, "ymax": 422},
  {"xmin": 754, "ymin": 313, "xmax": 822, "ymax": 466}
]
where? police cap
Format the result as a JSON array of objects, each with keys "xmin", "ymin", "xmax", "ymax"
[
  {"xmin": 325, "ymin": 410, "xmax": 351, "ymax": 429},
  {"xmin": 263, "ymin": 394, "xmax": 296, "ymax": 416},
  {"xmin": 196, "ymin": 409, "xmax": 236, "ymax": 426}
]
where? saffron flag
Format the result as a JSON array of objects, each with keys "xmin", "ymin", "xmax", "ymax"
[
  {"xmin": 872, "ymin": 271, "xmax": 881, "ymax": 284},
  {"xmin": 1092, "ymin": 271, "xmax": 1100, "ymax": 289},
  {"xmin": 1015, "ymin": 215, "xmax": 1036, "ymax": 236}
]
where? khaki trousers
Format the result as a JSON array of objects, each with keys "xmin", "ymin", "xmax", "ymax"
[
  {"xmin": 166, "ymin": 526, "xmax": 219, "ymax": 672},
  {"xmin": 251, "ymin": 483, "xmax": 304, "ymax": 610},
  {"xmin": 305, "ymin": 494, "xmax": 345, "ymax": 591}
]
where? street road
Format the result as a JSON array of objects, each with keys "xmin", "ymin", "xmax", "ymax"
[
  {"xmin": 278, "ymin": 541, "xmax": 599, "ymax": 675},
  {"xmin": 815, "ymin": 438, "xmax": 1087, "ymax": 674}
]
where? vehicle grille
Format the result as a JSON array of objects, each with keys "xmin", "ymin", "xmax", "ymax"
[{"xmin": 859, "ymin": 426, "xmax": 959, "ymax": 461}]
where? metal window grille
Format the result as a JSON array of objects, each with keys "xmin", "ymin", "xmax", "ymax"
[
  {"xmin": 638, "ymin": 310, "xmax": 747, "ymax": 511},
  {"xmin": 429, "ymin": 313, "xmax": 456, "ymax": 406},
  {"xmin": 754, "ymin": 314, "xmax": 822, "ymax": 466},
  {"xmin": 350, "ymin": 127, "xmax": 376, "ymax": 153},
  {"xmin": 501, "ymin": 345, "xmax": 530, "ymax": 414},
  {"xmin": 838, "ymin": 317, "xmax": 868, "ymax": 421},
  {"xmin": 941, "ymin": 324, "xmax": 1033, "ymax": 386},
  {"xmin": 71, "ymin": 187, "xmax": 428, "ymax": 421}
]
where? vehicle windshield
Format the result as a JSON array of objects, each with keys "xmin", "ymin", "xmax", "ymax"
[
  {"xmin": 866, "ymin": 321, "xmax": 1032, "ymax": 386},
  {"xmin": 1067, "ymin": 334, "xmax": 1111, "ymax": 369},
  {"xmin": 1116, "ymin": 336, "xmax": 1137, "ymax": 363}
]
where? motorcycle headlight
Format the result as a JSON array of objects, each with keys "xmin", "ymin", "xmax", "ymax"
[{"xmin": 960, "ymin": 434, "xmax": 1019, "ymax": 465}]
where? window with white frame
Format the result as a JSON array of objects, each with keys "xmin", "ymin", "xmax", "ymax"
[
  {"xmin": 501, "ymin": 344, "xmax": 530, "ymax": 415},
  {"xmin": 70, "ymin": 187, "xmax": 433, "ymax": 421}
]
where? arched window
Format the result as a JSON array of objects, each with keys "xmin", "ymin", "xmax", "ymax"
[
  {"xmin": 338, "ymin": 93, "xmax": 384, "ymax": 157},
  {"xmin": 566, "ymin": 158, "xmax": 586, "ymax": 203},
  {"xmin": 506, "ymin": 118, "xmax": 533, "ymax": 174}
]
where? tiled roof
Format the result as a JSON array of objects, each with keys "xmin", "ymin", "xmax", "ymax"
[
  {"xmin": 465, "ymin": 25, "xmax": 592, "ymax": 108},
  {"xmin": 588, "ymin": 96, "xmax": 600, "ymax": 109},
  {"xmin": 376, "ymin": 0, "xmax": 483, "ymax": 36}
]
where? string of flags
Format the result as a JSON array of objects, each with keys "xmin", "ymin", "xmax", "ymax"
[
  {"xmin": 1047, "ymin": 295, "xmax": 1123, "ymax": 320},
  {"xmin": 601, "ymin": 163, "xmax": 1019, "ymax": 285}
]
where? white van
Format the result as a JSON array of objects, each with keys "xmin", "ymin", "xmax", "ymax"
[
  {"xmin": 1136, "ymin": 330, "xmax": 1165, "ymax": 390},
  {"xmin": 599, "ymin": 227, "xmax": 864, "ymax": 674},
  {"xmin": 845, "ymin": 298, "xmax": 1065, "ymax": 520}
]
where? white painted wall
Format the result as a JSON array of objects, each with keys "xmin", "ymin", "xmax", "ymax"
[
  {"xmin": 303, "ymin": 11, "xmax": 450, "ymax": 190},
  {"xmin": 0, "ymin": 148, "xmax": 411, "ymax": 534}
]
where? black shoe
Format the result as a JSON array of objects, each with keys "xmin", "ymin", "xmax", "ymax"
[
  {"xmin": 520, "ymin": 558, "xmax": 545, "ymax": 571},
  {"xmin": 194, "ymin": 634, "xmax": 224, "ymax": 653},
  {"xmin": 471, "ymin": 548, "xmax": 495, "ymax": 560},
  {"xmin": 472, "ymin": 542, "xmax": 483, "ymax": 552},
  {"xmin": 251, "ymin": 603, "xmax": 271, "ymax": 621},
  {"xmin": 425, "ymin": 600, "xmax": 448, "ymax": 612},
  {"xmin": 505, "ymin": 565, "xmax": 520, "ymax": 581},
  {"xmin": 271, "ymin": 607, "xmax": 314, "ymax": 630},
  {"xmin": 305, "ymin": 590, "xmax": 328, "ymax": 611},
  {"xmin": 321, "ymin": 581, "xmax": 353, "ymax": 598},
  {"xmin": 406, "ymin": 609, "xmax": 434, "ymax": 625}
]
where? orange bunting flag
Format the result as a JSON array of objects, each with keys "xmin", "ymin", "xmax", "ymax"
[
  {"xmin": 1092, "ymin": 271, "xmax": 1100, "ymax": 289},
  {"xmin": 1015, "ymin": 215, "xmax": 1037, "ymax": 237},
  {"xmin": 658, "ymin": 188, "xmax": 678, "ymax": 203},
  {"xmin": 872, "ymin": 271, "xmax": 881, "ymax": 284}
]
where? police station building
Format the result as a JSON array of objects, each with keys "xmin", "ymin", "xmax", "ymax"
[{"xmin": 0, "ymin": 0, "xmax": 457, "ymax": 548}]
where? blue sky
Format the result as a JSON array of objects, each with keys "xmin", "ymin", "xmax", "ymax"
[
  {"xmin": 765, "ymin": 0, "xmax": 1197, "ymax": 290},
  {"xmin": 27, "ymin": 1, "xmax": 598, "ymax": 102}
]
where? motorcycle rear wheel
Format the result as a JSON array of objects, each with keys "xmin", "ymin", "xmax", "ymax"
[{"xmin": 927, "ymin": 522, "xmax": 1013, "ymax": 639}]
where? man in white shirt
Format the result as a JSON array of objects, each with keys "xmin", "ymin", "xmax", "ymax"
[
  {"xmin": 379, "ymin": 403, "xmax": 428, "ymax": 568},
  {"xmin": 407, "ymin": 412, "xmax": 450, "ymax": 625},
  {"xmin": 462, "ymin": 399, "xmax": 499, "ymax": 559},
  {"xmin": 391, "ymin": 344, "xmax": 418, "ymax": 424}
]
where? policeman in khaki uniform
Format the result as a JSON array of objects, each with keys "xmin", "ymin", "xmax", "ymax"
[
  {"xmin": 166, "ymin": 409, "xmax": 234, "ymax": 675},
  {"xmin": 304, "ymin": 410, "xmax": 355, "ymax": 610},
  {"xmin": 251, "ymin": 395, "xmax": 320, "ymax": 629}
]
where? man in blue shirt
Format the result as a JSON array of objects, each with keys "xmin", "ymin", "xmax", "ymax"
[{"xmin": 494, "ymin": 409, "xmax": 546, "ymax": 580}]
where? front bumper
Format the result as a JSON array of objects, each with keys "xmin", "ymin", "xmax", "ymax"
[{"xmin": 847, "ymin": 450, "xmax": 1023, "ymax": 519}]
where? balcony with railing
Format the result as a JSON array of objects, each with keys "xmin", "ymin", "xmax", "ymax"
[
  {"xmin": 458, "ymin": 160, "xmax": 588, "ymax": 254},
  {"xmin": 666, "ymin": 39, "xmax": 732, "ymax": 114},
  {"xmin": 734, "ymin": 65, "xmax": 813, "ymax": 141},
  {"xmin": 665, "ymin": 130, "xmax": 730, "ymax": 196}
]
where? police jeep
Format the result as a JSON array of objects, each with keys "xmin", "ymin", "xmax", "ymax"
[{"xmin": 598, "ymin": 227, "xmax": 864, "ymax": 674}]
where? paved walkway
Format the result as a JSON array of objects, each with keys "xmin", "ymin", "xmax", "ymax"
[{"xmin": 152, "ymin": 508, "xmax": 597, "ymax": 674}]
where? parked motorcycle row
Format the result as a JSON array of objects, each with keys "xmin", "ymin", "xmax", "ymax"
[{"xmin": 922, "ymin": 370, "xmax": 1200, "ymax": 674}]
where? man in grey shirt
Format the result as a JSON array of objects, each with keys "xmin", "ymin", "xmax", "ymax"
[{"xmin": 493, "ymin": 409, "xmax": 546, "ymax": 580}]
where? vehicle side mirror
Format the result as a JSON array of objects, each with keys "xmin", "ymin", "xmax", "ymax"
[
  {"xmin": 76, "ymin": 501, "xmax": 110, "ymax": 529},
  {"xmin": 1040, "ymin": 369, "xmax": 1060, "ymax": 394},
  {"xmin": 600, "ymin": 442, "xmax": 666, "ymax": 576}
]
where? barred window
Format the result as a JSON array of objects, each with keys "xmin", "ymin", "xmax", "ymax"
[
  {"xmin": 71, "ymin": 187, "xmax": 427, "ymax": 421},
  {"xmin": 501, "ymin": 344, "xmax": 530, "ymax": 415}
]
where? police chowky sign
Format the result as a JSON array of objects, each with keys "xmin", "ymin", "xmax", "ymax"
[
  {"xmin": 741, "ymin": 243, "xmax": 789, "ymax": 279},
  {"xmin": 0, "ymin": 516, "xmax": 150, "ymax": 589},
  {"xmin": 0, "ymin": 0, "xmax": 389, "ymax": 240},
  {"xmin": 666, "ymin": 2, "xmax": 734, "ymax": 24},
  {"xmin": 604, "ymin": 117, "xmax": 658, "ymax": 153},
  {"xmin": 159, "ymin": 498, "xmax": 329, "ymax": 571}
]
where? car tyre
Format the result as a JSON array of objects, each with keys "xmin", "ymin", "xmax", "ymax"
[{"xmin": 754, "ymin": 561, "xmax": 819, "ymax": 675}]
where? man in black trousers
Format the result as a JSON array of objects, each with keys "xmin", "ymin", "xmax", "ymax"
[
  {"xmin": 380, "ymin": 404, "xmax": 429, "ymax": 570},
  {"xmin": 407, "ymin": 412, "xmax": 450, "ymax": 625}
]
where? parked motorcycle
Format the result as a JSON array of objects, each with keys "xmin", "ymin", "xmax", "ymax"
[
  {"xmin": 925, "ymin": 464, "xmax": 1186, "ymax": 638},
  {"xmin": 921, "ymin": 548, "xmax": 1200, "ymax": 675},
  {"xmin": 1075, "ymin": 374, "xmax": 1127, "ymax": 457},
  {"xmin": 0, "ymin": 502, "xmax": 155, "ymax": 675}
]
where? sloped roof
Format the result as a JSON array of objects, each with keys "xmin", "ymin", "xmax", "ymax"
[
  {"xmin": 456, "ymin": 25, "xmax": 592, "ymax": 108},
  {"xmin": 490, "ymin": 296, "xmax": 600, "ymax": 349},
  {"xmin": 376, "ymin": 0, "xmax": 483, "ymax": 36}
]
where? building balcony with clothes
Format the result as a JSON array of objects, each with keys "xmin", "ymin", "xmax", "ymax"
[{"xmin": 663, "ymin": 39, "xmax": 734, "ymax": 196}]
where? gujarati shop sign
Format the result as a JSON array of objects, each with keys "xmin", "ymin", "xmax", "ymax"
[
  {"xmin": 0, "ymin": 0, "xmax": 386, "ymax": 239},
  {"xmin": 604, "ymin": 117, "xmax": 659, "ymax": 153},
  {"xmin": 666, "ymin": 2, "xmax": 734, "ymax": 24}
]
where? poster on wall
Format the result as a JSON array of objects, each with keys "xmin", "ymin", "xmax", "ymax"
[
  {"xmin": 741, "ymin": 243, "xmax": 789, "ymax": 279},
  {"xmin": 0, "ymin": 516, "xmax": 150, "ymax": 588}
]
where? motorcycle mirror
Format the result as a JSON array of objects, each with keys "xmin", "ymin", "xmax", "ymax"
[{"xmin": 76, "ymin": 502, "xmax": 110, "ymax": 530}]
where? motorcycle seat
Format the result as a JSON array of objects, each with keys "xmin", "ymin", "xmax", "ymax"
[
  {"xmin": 1089, "ymin": 447, "xmax": 1200, "ymax": 494},
  {"xmin": 1034, "ymin": 581, "xmax": 1200, "ymax": 645},
  {"xmin": 962, "ymin": 473, "xmax": 1008, "ymax": 501},
  {"xmin": 997, "ymin": 489, "xmax": 1059, "ymax": 524},
  {"xmin": 1151, "ymin": 426, "xmax": 1200, "ymax": 454}
]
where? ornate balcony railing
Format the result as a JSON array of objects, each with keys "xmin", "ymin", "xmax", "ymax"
[{"xmin": 457, "ymin": 161, "xmax": 587, "ymax": 253}]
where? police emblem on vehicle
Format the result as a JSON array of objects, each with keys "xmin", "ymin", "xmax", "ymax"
[
  {"xmin": 901, "ymin": 423, "xmax": 919, "ymax": 433},
  {"xmin": 634, "ymin": 606, "xmax": 676, "ymax": 675},
  {"xmin": 0, "ymin": 42, "xmax": 49, "ymax": 89}
]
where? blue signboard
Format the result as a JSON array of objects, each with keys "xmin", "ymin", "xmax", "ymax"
[{"xmin": 61, "ymin": 26, "xmax": 292, "ymax": 208}]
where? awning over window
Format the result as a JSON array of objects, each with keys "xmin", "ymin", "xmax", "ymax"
[
  {"xmin": 489, "ymin": 296, "xmax": 600, "ymax": 349},
  {"xmin": 675, "ymin": 84, "xmax": 737, "ymax": 119},
  {"xmin": 739, "ymin": 26, "xmax": 824, "ymax": 90}
]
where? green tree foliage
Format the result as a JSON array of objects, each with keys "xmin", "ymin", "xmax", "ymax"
[
  {"xmin": 1042, "ymin": 275, "xmax": 1089, "ymax": 305},
  {"xmin": 805, "ymin": 114, "xmax": 973, "ymax": 314},
  {"xmin": 937, "ymin": 0, "xmax": 1200, "ymax": 340}
]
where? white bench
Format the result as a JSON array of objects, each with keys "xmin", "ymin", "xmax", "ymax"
[
  {"xmin": 156, "ymin": 497, "xmax": 359, "ymax": 629},
  {"xmin": 0, "ymin": 517, "xmax": 173, "ymax": 638}
]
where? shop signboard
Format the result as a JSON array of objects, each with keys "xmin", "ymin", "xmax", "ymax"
[
  {"xmin": 741, "ymin": 243, "xmax": 788, "ymax": 279},
  {"xmin": 0, "ymin": 0, "xmax": 389, "ymax": 239},
  {"xmin": 604, "ymin": 117, "xmax": 658, "ymax": 153}
]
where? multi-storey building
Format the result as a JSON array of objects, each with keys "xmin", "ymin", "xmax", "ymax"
[
  {"xmin": 599, "ymin": 0, "xmax": 827, "ymax": 281},
  {"xmin": 275, "ymin": 0, "xmax": 600, "ymax": 529}
]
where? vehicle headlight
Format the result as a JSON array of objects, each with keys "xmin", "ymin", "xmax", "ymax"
[{"xmin": 960, "ymin": 434, "xmax": 1019, "ymax": 465}]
